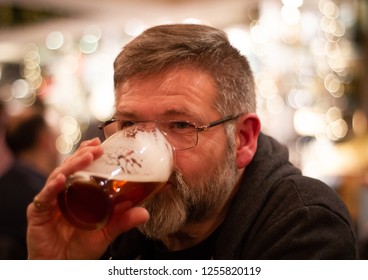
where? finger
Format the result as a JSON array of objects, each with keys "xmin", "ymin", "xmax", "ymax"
[
  {"xmin": 103, "ymin": 204, "xmax": 149, "ymax": 242},
  {"xmin": 30, "ymin": 173, "xmax": 66, "ymax": 213},
  {"xmin": 79, "ymin": 137, "xmax": 101, "ymax": 148},
  {"xmin": 63, "ymin": 143, "xmax": 103, "ymax": 166},
  {"xmin": 30, "ymin": 139, "xmax": 104, "ymax": 217},
  {"xmin": 117, "ymin": 207, "xmax": 150, "ymax": 232},
  {"xmin": 35, "ymin": 148, "xmax": 102, "ymax": 211},
  {"xmin": 58, "ymin": 150, "xmax": 98, "ymax": 177},
  {"xmin": 47, "ymin": 145, "xmax": 103, "ymax": 184}
]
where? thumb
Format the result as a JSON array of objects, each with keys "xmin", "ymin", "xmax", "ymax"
[{"xmin": 104, "ymin": 203, "xmax": 149, "ymax": 242}]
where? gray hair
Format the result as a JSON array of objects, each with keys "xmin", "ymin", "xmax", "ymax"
[{"xmin": 113, "ymin": 24, "xmax": 256, "ymax": 118}]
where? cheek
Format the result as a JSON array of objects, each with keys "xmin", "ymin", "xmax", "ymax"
[{"xmin": 173, "ymin": 144, "xmax": 225, "ymax": 183}]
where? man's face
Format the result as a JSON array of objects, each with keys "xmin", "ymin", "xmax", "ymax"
[{"xmin": 115, "ymin": 67, "xmax": 238, "ymax": 239}]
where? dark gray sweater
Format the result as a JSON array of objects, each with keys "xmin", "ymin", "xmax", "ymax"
[{"xmin": 107, "ymin": 133, "xmax": 358, "ymax": 259}]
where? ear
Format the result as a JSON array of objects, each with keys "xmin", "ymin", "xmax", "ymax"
[{"xmin": 235, "ymin": 114, "xmax": 261, "ymax": 169}]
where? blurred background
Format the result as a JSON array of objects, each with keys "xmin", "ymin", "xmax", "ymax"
[{"xmin": 0, "ymin": 0, "xmax": 367, "ymax": 255}]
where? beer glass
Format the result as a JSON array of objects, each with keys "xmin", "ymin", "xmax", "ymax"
[{"xmin": 57, "ymin": 124, "xmax": 173, "ymax": 230}]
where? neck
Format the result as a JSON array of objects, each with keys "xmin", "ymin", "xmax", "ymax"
[{"xmin": 18, "ymin": 150, "xmax": 53, "ymax": 176}]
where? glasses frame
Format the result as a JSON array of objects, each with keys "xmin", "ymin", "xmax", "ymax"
[{"xmin": 98, "ymin": 114, "xmax": 242, "ymax": 150}]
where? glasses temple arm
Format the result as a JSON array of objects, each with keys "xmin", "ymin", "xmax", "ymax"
[
  {"xmin": 98, "ymin": 118, "xmax": 117, "ymax": 129},
  {"xmin": 205, "ymin": 115, "xmax": 240, "ymax": 129}
]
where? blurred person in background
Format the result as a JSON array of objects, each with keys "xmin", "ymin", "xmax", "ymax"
[
  {"xmin": 0, "ymin": 101, "xmax": 13, "ymax": 176},
  {"xmin": 0, "ymin": 107, "xmax": 59, "ymax": 259},
  {"xmin": 26, "ymin": 24, "xmax": 358, "ymax": 260}
]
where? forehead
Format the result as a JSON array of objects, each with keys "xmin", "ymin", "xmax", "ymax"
[{"xmin": 115, "ymin": 67, "xmax": 219, "ymax": 120}]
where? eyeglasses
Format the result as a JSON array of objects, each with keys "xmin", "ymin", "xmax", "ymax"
[{"xmin": 98, "ymin": 114, "xmax": 241, "ymax": 151}]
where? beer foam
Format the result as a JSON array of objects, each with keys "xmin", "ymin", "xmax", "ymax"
[{"xmin": 78, "ymin": 128, "xmax": 173, "ymax": 182}]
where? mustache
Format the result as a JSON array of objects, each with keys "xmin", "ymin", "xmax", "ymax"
[
  {"xmin": 168, "ymin": 170, "xmax": 187, "ymax": 191},
  {"xmin": 149, "ymin": 169, "xmax": 191, "ymax": 205}
]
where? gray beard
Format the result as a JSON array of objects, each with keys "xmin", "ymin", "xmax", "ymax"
[{"xmin": 138, "ymin": 148, "xmax": 238, "ymax": 240}]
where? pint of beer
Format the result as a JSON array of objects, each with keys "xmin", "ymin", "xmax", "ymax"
[{"xmin": 57, "ymin": 125, "xmax": 173, "ymax": 230}]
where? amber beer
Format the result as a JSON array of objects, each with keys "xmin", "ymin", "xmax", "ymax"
[
  {"xmin": 57, "ymin": 125, "xmax": 173, "ymax": 230},
  {"xmin": 57, "ymin": 175, "xmax": 166, "ymax": 230}
]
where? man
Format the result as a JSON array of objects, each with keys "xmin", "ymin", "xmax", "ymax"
[
  {"xmin": 0, "ymin": 108, "xmax": 59, "ymax": 259},
  {"xmin": 27, "ymin": 24, "xmax": 358, "ymax": 259},
  {"xmin": 0, "ymin": 101, "xmax": 13, "ymax": 176}
]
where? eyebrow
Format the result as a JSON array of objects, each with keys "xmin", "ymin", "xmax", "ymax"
[
  {"xmin": 161, "ymin": 109, "xmax": 198, "ymax": 120},
  {"xmin": 114, "ymin": 108, "xmax": 200, "ymax": 122},
  {"xmin": 114, "ymin": 111, "xmax": 137, "ymax": 119}
]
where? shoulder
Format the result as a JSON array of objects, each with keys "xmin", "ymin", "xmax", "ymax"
[
  {"xmin": 0, "ymin": 163, "xmax": 41, "ymax": 202},
  {"xmin": 271, "ymin": 175, "xmax": 350, "ymax": 221},
  {"xmin": 263, "ymin": 174, "xmax": 355, "ymax": 236},
  {"xmin": 248, "ymin": 175, "xmax": 358, "ymax": 259}
]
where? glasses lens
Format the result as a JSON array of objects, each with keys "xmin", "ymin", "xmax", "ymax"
[
  {"xmin": 157, "ymin": 121, "xmax": 197, "ymax": 150},
  {"xmin": 102, "ymin": 121, "xmax": 118, "ymax": 139},
  {"xmin": 102, "ymin": 120, "xmax": 198, "ymax": 150}
]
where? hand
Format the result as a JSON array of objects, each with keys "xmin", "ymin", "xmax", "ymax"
[{"xmin": 26, "ymin": 138, "xmax": 149, "ymax": 259}]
